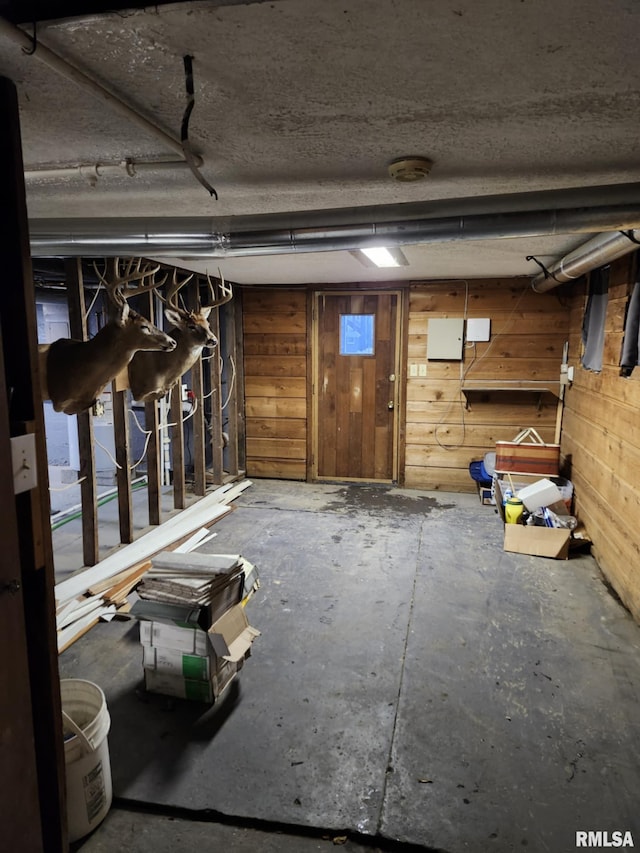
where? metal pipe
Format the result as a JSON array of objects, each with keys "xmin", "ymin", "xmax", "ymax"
[
  {"xmin": 0, "ymin": 15, "xmax": 188, "ymax": 161},
  {"xmin": 24, "ymin": 160, "xmax": 195, "ymax": 183},
  {"xmin": 531, "ymin": 230, "xmax": 640, "ymax": 292},
  {"xmin": 30, "ymin": 217, "xmax": 219, "ymax": 256},
  {"xmin": 29, "ymin": 203, "xmax": 640, "ymax": 258}
]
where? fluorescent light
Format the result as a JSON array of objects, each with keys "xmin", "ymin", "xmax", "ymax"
[
  {"xmin": 351, "ymin": 246, "xmax": 410, "ymax": 269},
  {"xmin": 360, "ymin": 247, "xmax": 402, "ymax": 267}
]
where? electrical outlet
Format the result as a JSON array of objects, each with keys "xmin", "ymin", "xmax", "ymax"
[
  {"xmin": 418, "ymin": 363, "xmax": 427, "ymax": 377},
  {"xmin": 409, "ymin": 363, "xmax": 418, "ymax": 377},
  {"xmin": 12, "ymin": 434, "xmax": 38, "ymax": 495}
]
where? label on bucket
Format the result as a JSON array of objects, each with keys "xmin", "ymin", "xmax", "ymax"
[{"xmin": 83, "ymin": 760, "xmax": 107, "ymax": 823}]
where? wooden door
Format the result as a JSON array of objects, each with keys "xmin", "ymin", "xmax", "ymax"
[{"xmin": 314, "ymin": 291, "xmax": 401, "ymax": 482}]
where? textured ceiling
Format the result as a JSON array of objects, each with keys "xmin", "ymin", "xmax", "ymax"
[{"xmin": 1, "ymin": 0, "xmax": 639, "ymax": 284}]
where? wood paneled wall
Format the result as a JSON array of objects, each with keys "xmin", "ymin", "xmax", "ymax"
[
  {"xmin": 405, "ymin": 278, "xmax": 570, "ymax": 490},
  {"xmin": 243, "ymin": 288, "xmax": 308, "ymax": 479},
  {"xmin": 562, "ymin": 252, "xmax": 640, "ymax": 621}
]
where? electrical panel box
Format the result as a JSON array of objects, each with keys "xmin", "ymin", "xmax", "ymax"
[
  {"xmin": 426, "ymin": 318, "xmax": 464, "ymax": 360},
  {"xmin": 466, "ymin": 318, "xmax": 491, "ymax": 342}
]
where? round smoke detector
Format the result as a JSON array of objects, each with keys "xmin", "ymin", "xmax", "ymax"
[{"xmin": 388, "ymin": 156, "xmax": 433, "ymax": 182}]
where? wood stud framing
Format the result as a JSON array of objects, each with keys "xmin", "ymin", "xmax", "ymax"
[
  {"xmin": 65, "ymin": 257, "xmax": 99, "ymax": 567},
  {"xmin": 54, "ymin": 265, "xmax": 243, "ymax": 572}
]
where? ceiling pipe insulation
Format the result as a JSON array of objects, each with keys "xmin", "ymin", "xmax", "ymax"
[
  {"xmin": 29, "ymin": 202, "xmax": 640, "ymax": 259},
  {"xmin": 531, "ymin": 229, "xmax": 640, "ymax": 292},
  {"xmin": 24, "ymin": 160, "xmax": 196, "ymax": 184}
]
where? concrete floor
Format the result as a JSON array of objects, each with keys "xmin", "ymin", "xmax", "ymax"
[{"xmin": 59, "ymin": 479, "xmax": 640, "ymax": 853}]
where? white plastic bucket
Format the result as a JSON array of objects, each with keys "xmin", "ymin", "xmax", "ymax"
[{"xmin": 60, "ymin": 679, "xmax": 112, "ymax": 842}]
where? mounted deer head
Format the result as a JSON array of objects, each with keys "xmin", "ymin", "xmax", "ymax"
[
  {"xmin": 39, "ymin": 258, "xmax": 177, "ymax": 415},
  {"xmin": 128, "ymin": 268, "xmax": 232, "ymax": 403}
]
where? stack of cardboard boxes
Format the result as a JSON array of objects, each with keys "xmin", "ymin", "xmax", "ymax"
[
  {"xmin": 495, "ymin": 476, "xmax": 575, "ymax": 559},
  {"xmin": 133, "ymin": 551, "xmax": 260, "ymax": 702}
]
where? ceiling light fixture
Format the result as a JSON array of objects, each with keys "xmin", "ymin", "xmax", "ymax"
[{"xmin": 353, "ymin": 246, "xmax": 409, "ymax": 268}]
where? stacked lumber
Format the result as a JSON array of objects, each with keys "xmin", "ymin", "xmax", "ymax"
[{"xmin": 55, "ymin": 479, "xmax": 252, "ymax": 653}]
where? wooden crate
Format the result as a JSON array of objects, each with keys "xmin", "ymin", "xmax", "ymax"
[{"xmin": 495, "ymin": 440, "xmax": 560, "ymax": 477}]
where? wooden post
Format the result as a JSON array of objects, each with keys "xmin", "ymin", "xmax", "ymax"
[
  {"xmin": 0, "ymin": 330, "xmax": 45, "ymax": 853},
  {"xmin": 112, "ymin": 385, "xmax": 133, "ymax": 542},
  {"xmin": 145, "ymin": 400, "xmax": 162, "ymax": 524},
  {"xmin": 170, "ymin": 385, "xmax": 186, "ymax": 509},
  {"xmin": 65, "ymin": 258, "xmax": 99, "ymax": 567},
  {"xmin": 0, "ymin": 75, "xmax": 66, "ymax": 853},
  {"xmin": 224, "ymin": 301, "xmax": 240, "ymax": 477},
  {"xmin": 137, "ymin": 292, "xmax": 162, "ymax": 525},
  {"xmin": 190, "ymin": 279, "xmax": 206, "ymax": 495},
  {"xmin": 208, "ymin": 308, "xmax": 224, "ymax": 484},
  {"xmin": 108, "ymin": 260, "xmax": 133, "ymax": 542},
  {"xmin": 233, "ymin": 291, "xmax": 247, "ymax": 475}
]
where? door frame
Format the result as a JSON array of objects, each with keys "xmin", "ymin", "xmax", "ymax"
[
  {"xmin": 310, "ymin": 288, "xmax": 405, "ymax": 484},
  {"xmin": 1, "ymin": 76, "xmax": 66, "ymax": 852}
]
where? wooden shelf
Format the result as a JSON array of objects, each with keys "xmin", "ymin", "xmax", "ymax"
[
  {"xmin": 461, "ymin": 379, "xmax": 561, "ymax": 408},
  {"xmin": 462, "ymin": 379, "xmax": 560, "ymax": 395}
]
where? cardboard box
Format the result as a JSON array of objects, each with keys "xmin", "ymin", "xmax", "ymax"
[
  {"xmin": 140, "ymin": 604, "xmax": 260, "ymax": 702},
  {"xmin": 503, "ymin": 524, "xmax": 570, "ymax": 560},
  {"xmin": 209, "ymin": 604, "xmax": 261, "ymax": 663},
  {"xmin": 142, "ymin": 644, "xmax": 212, "ymax": 680},
  {"xmin": 139, "ymin": 620, "xmax": 210, "ymax": 655},
  {"xmin": 241, "ymin": 560, "xmax": 260, "ymax": 600},
  {"xmin": 132, "ymin": 599, "xmax": 206, "ymax": 627},
  {"xmin": 495, "ymin": 476, "xmax": 571, "ymax": 560},
  {"xmin": 144, "ymin": 659, "xmax": 238, "ymax": 703}
]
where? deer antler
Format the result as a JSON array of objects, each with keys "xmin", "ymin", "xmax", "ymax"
[
  {"xmin": 200, "ymin": 269, "xmax": 233, "ymax": 310},
  {"xmin": 93, "ymin": 258, "xmax": 169, "ymax": 306},
  {"xmin": 155, "ymin": 268, "xmax": 196, "ymax": 311}
]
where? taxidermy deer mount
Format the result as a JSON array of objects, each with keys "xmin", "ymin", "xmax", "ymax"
[
  {"xmin": 39, "ymin": 258, "xmax": 177, "ymax": 416},
  {"xmin": 128, "ymin": 269, "xmax": 232, "ymax": 403}
]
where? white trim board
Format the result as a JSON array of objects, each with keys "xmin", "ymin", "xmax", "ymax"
[{"xmin": 55, "ymin": 479, "xmax": 252, "ymax": 604}]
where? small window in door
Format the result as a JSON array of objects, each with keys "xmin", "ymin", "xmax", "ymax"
[{"xmin": 339, "ymin": 314, "xmax": 375, "ymax": 355}]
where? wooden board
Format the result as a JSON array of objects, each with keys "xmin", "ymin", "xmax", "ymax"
[
  {"xmin": 55, "ymin": 481, "xmax": 251, "ymax": 603},
  {"xmin": 246, "ymin": 417, "xmax": 307, "ymax": 440}
]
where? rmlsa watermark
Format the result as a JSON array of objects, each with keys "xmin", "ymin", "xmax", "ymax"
[{"xmin": 576, "ymin": 831, "xmax": 635, "ymax": 848}]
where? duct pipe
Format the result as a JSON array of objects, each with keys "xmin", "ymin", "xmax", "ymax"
[
  {"xmin": 29, "ymin": 204, "xmax": 640, "ymax": 258},
  {"xmin": 0, "ymin": 16, "xmax": 191, "ymax": 163},
  {"xmin": 531, "ymin": 229, "xmax": 640, "ymax": 293}
]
